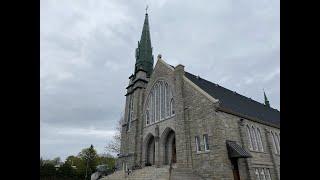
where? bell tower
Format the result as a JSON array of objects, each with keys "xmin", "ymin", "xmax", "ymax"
[{"xmin": 118, "ymin": 11, "xmax": 154, "ymax": 169}]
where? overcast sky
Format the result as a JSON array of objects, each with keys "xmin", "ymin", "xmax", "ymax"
[{"xmin": 40, "ymin": 0, "xmax": 279, "ymax": 161}]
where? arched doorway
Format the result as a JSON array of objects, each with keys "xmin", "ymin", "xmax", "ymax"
[
  {"xmin": 146, "ymin": 135, "xmax": 155, "ymax": 165},
  {"xmin": 163, "ymin": 129, "xmax": 176, "ymax": 165}
]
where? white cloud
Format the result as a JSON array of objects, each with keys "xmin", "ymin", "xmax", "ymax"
[
  {"xmin": 57, "ymin": 127, "xmax": 116, "ymax": 138},
  {"xmin": 41, "ymin": 0, "xmax": 279, "ymax": 160}
]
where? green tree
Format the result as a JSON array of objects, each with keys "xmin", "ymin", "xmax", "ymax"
[
  {"xmin": 57, "ymin": 163, "xmax": 76, "ymax": 179},
  {"xmin": 52, "ymin": 157, "xmax": 61, "ymax": 165},
  {"xmin": 65, "ymin": 155, "xmax": 87, "ymax": 179},
  {"xmin": 40, "ymin": 157, "xmax": 44, "ymax": 166},
  {"xmin": 79, "ymin": 145, "xmax": 99, "ymax": 180},
  {"xmin": 40, "ymin": 162, "xmax": 56, "ymax": 177}
]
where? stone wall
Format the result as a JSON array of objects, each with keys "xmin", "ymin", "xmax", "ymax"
[
  {"xmin": 141, "ymin": 59, "xmax": 177, "ymax": 167},
  {"xmin": 216, "ymin": 111, "xmax": 280, "ymax": 180},
  {"xmin": 118, "ymin": 59, "xmax": 280, "ymax": 180}
]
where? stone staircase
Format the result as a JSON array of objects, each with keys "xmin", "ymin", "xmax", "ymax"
[
  {"xmin": 171, "ymin": 168, "xmax": 204, "ymax": 180},
  {"xmin": 100, "ymin": 166, "xmax": 169, "ymax": 180},
  {"xmin": 100, "ymin": 165, "xmax": 205, "ymax": 180}
]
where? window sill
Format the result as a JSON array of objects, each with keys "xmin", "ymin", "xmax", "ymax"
[
  {"xmin": 196, "ymin": 150, "xmax": 210, "ymax": 155},
  {"xmin": 249, "ymin": 149, "xmax": 266, "ymax": 154}
]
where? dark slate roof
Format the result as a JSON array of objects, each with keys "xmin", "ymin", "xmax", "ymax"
[
  {"xmin": 226, "ymin": 140, "xmax": 252, "ymax": 158},
  {"xmin": 185, "ymin": 72, "xmax": 280, "ymax": 127}
]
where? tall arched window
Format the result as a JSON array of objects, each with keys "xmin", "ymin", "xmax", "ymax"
[
  {"xmin": 275, "ymin": 132, "xmax": 280, "ymax": 153},
  {"xmin": 246, "ymin": 125, "xmax": 253, "ymax": 150},
  {"xmin": 151, "ymin": 92, "xmax": 155, "ymax": 123},
  {"xmin": 251, "ymin": 126, "xmax": 258, "ymax": 151},
  {"xmin": 146, "ymin": 99, "xmax": 150, "ymax": 125},
  {"xmin": 247, "ymin": 124, "xmax": 264, "ymax": 152},
  {"xmin": 153, "ymin": 91, "xmax": 156, "ymax": 123},
  {"xmin": 145, "ymin": 80, "xmax": 174, "ymax": 125},
  {"xmin": 256, "ymin": 128, "xmax": 264, "ymax": 152},
  {"xmin": 271, "ymin": 131, "xmax": 279, "ymax": 154},
  {"xmin": 127, "ymin": 94, "xmax": 134, "ymax": 130},
  {"xmin": 156, "ymin": 84, "xmax": 160, "ymax": 121},
  {"xmin": 160, "ymin": 82, "xmax": 165, "ymax": 119},
  {"xmin": 165, "ymin": 83, "xmax": 170, "ymax": 117}
]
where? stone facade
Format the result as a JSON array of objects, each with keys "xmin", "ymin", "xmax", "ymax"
[
  {"xmin": 118, "ymin": 59, "xmax": 280, "ymax": 180},
  {"xmin": 117, "ymin": 13, "xmax": 280, "ymax": 180}
]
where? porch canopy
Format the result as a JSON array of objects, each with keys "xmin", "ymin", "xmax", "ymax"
[{"xmin": 226, "ymin": 140, "xmax": 252, "ymax": 158}]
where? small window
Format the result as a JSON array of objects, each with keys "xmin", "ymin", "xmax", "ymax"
[
  {"xmin": 203, "ymin": 134, "xmax": 209, "ymax": 151},
  {"xmin": 146, "ymin": 110, "xmax": 150, "ymax": 125},
  {"xmin": 255, "ymin": 168, "xmax": 272, "ymax": 180},
  {"xmin": 255, "ymin": 169, "xmax": 261, "ymax": 180},
  {"xmin": 265, "ymin": 168, "xmax": 272, "ymax": 180},
  {"xmin": 195, "ymin": 136, "xmax": 201, "ymax": 152},
  {"xmin": 170, "ymin": 98, "xmax": 175, "ymax": 115},
  {"xmin": 260, "ymin": 168, "xmax": 266, "ymax": 180}
]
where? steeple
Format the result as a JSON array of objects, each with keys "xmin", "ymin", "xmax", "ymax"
[
  {"xmin": 264, "ymin": 90, "xmax": 270, "ymax": 107},
  {"xmin": 134, "ymin": 11, "xmax": 154, "ymax": 77}
]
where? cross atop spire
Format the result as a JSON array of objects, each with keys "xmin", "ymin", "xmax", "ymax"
[
  {"xmin": 145, "ymin": 5, "xmax": 148, "ymax": 14},
  {"xmin": 263, "ymin": 90, "xmax": 270, "ymax": 107}
]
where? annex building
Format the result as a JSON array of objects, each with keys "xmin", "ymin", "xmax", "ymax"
[{"xmin": 115, "ymin": 12, "xmax": 280, "ymax": 180}]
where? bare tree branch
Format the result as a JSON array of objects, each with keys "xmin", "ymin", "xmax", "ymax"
[{"xmin": 105, "ymin": 113, "xmax": 123, "ymax": 154}]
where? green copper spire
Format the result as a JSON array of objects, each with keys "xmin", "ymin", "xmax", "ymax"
[
  {"xmin": 134, "ymin": 12, "xmax": 154, "ymax": 77},
  {"xmin": 264, "ymin": 90, "xmax": 270, "ymax": 107}
]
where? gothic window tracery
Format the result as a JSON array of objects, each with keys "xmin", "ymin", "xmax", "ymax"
[
  {"xmin": 165, "ymin": 83, "xmax": 170, "ymax": 117},
  {"xmin": 256, "ymin": 128, "xmax": 264, "ymax": 152},
  {"xmin": 247, "ymin": 124, "xmax": 264, "ymax": 152},
  {"xmin": 246, "ymin": 125, "xmax": 253, "ymax": 150},
  {"xmin": 145, "ymin": 80, "xmax": 174, "ymax": 125},
  {"xmin": 271, "ymin": 130, "xmax": 280, "ymax": 154},
  {"xmin": 251, "ymin": 126, "xmax": 258, "ymax": 151},
  {"xmin": 160, "ymin": 82, "xmax": 165, "ymax": 120}
]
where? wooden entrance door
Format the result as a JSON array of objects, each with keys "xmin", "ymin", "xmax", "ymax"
[{"xmin": 231, "ymin": 158, "xmax": 240, "ymax": 180}]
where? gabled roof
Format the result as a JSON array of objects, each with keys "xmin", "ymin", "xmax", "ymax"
[{"xmin": 185, "ymin": 72, "xmax": 280, "ymax": 127}]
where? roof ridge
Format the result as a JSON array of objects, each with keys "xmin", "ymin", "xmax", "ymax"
[{"xmin": 185, "ymin": 72, "xmax": 279, "ymax": 112}]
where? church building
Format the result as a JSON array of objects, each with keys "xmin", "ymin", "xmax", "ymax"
[{"xmin": 117, "ymin": 12, "xmax": 280, "ymax": 180}]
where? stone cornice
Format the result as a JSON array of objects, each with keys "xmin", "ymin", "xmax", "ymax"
[
  {"xmin": 126, "ymin": 78, "xmax": 148, "ymax": 89},
  {"xmin": 125, "ymin": 86, "xmax": 145, "ymax": 96}
]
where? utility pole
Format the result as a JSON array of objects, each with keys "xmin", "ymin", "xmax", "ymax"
[{"xmin": 85, "ymin": 158, "xmax": 89, "ymax": 180}]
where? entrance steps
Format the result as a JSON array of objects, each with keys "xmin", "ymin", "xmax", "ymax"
[
  {"xmin": 100, "ymin": 166, "xmax": 169, "ymax": 180},
  {"xmin": 171, "ymin": 168, "xmax": 204, "ymax": 180},
  {"xmin": 100, "ymin": 165, "xmax": 205, "ymax": 180}
]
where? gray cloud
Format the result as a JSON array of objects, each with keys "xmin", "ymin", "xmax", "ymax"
[{"xmin": 41, "ymin": 0, "xmax": 279, "ymax": 160}]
